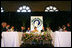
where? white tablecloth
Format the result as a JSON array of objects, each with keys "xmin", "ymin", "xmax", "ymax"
[
  {"xmin": 53, "ymin": 31, "xmax": 71, "ymax": 47},
  {"xmin": 1, "ymin": 32, "xmax": 23, "ymax": 47},
  {"xmin": 1, "ymin": 32, "xmax": 71, "ymax": 47}
]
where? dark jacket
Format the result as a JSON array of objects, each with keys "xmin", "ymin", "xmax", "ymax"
[
  {"xmin": 21, "ymin": 29, "xmax": 26, "ymax": 32},
  {"xmin": 41, "ymin": 29, "xmax": 45, "ymax": 32},
  {"xmin": 1, "ymin": 27, "xmax": 7, "ymax": 32},
  {"xmin": 66, "ymin": 26, "xmax": 71, "ymax": 31}
]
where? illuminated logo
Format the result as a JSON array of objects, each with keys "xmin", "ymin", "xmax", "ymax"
[{"xmin": 32, "ymin": 18, "xmax": 43, "ymax": 28}]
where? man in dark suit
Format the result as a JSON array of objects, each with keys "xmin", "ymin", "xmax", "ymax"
[{"xmin": 20, "ymin": 26, "xmax": 26, "ymax": 32}]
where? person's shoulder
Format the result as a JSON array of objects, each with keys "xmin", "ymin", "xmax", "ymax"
[{"xmin": 33, "ymin": 30, "xmax": 35, "ymax": 31}]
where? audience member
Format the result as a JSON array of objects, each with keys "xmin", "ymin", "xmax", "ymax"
[
  {"xmin": 58, "ymin": 26, "xmax": 63, "ymax": 31},
  {"xmin": 46, "ymin": 27, "xmax": 52, "ymax": 32},
  {"xmin": 10, "ymin": 26, "xmax": 15, "ymax": 32},
  {"xmin": 46, "ymin": 27, "xmax": 53, "ymax": 33},
  {"xmin": 1, "ymin": 22, "xmax": 71, "ymax": 32},
  {"xmin": 26, "ymin": 27, "xmax": 30, "ymax": 32},
  {"xmin": 6, "ymin": 24, "xmax": 11, "ymax": 32},
  {"xmin": 20, "ymin": 26, "xmax": 25, "ymax": 32},
  {"xmin": 32, "ymin": 27, "xmax": 39, "ymax": 32},
  {"xmin": 1, "ymin": 22, "xmax": 7, "ymax": 32},
  {"xmin": 62, "ymin": 25, "xmax": 67, "ymax": 32},
  {"xmin": 41, "ymin": 26, "xmax": 45, "ymax": 32},
  {"xmin": 66, "ymin": 23, "xmax": 71, "ymax": 31},
  {"xmin": 46, "ymin": 27, "xmax": 53, "ymax": 40}
]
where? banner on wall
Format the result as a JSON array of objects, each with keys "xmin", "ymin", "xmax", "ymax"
[{"xmin": 31, "ymin": 16, "xmax": 43, "ymax": 32}]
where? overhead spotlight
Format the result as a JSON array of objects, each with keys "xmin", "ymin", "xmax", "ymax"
[
  {"xmin": 23, "ymin": 6, "xmax": 26, "ymax": 9},
  {"xmin": 17, "ymin": 5, "xmax": 31, "ymax": 12},
  {"xmin": 1, "ymin": 7, "xmax": 3, "ymax": 10},
  {"xmin": 45, "ymin": 6, "xmax": 59, "ymax": 12},
  {"xmin": 49, "ymin": 6, "xmax": 53, "ymax": 9},
  {"xmin": 49, "ymin": 10, "xmax": 54, "ymax": 12},
  {"xmin": 45, "ymin": 10, "xmax": 48, "ymax": 12},
  {"xmin": 46, "ymin": 7, "xmax": 50, "ymax": 10},
  {"xmin": 1, "ymin": 7, "xmax": 4, "ymax": 12},
  {"xmin": 21, "ymin": 10, "xmax": 26, "ymax": 12},
  {"xmin": 1, "ymin": 10, "xmax": 4, "ymax": 12},
  {"xmin": 53, "ymin": 7, "xmax": 57, "ymax": 10},
  {"xmin": 26, "ymin": 6, "xmax": 30, "ymax": 10},
  {"xmin": 17, "ymin": 10, "xmax": 20, "ymax": 12},
  {"xmin": 55, "ymin": 10, "xmax": 58, "ymax": 12},
  {"xmin": 19, "ymin": 7, "xmax": 22, "ymax": 10},
  {"xmin": 28, "ymin": 10, "xmax": 31, "ymax": 12}
]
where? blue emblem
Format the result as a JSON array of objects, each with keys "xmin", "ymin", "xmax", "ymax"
[{"xmin": 32, "ymin": 18, "xmax": 43, "ymax": 28}]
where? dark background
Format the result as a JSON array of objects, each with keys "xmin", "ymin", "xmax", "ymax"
[
  {"xmin": 1, "ymin": 1, "xmax": 71, "ymax": 12},
  {"xmin": 1, "ymin": 1, "xmax": 71, "ymax": 31},
  {"xmin": 1, "ymin": 11, "xmax": 71, "ymax": 31}
]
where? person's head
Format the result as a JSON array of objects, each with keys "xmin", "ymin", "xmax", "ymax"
[
  {"xmin": 58, "ymin": 26, "xmax": 62, "ymax": 29},
  {"xmin": 21, "ymin": 26, "xmax": 24, "ymax": 30},
  {"xmin": 62, "ymin": 25, "xmax": 66, "ymax": 27},
  {"xmin": 42, "ymin": 26, "xmax": 44, "ymax": 30},
  {"xmin": 46, "ymin": 27, "xmax": 48, "ymax": 29},
  {"xmin": 7, "ymin": 25, "xmax": 10, "ymax": 28},
  {"xmin": 1, "ymin": 22, "xmax": 7, "ymax": 28},
  {"xmin": 27, "ymin": 27, "xmax": 30, "ymax": 30},
  {"xmin": 48, "ymin": 27, "xmax": 51, "ymax": 30},
  {"xmin": 34, "ymin": 27, "xmax": 37, "ymax": 30},
  {"xmin": 46, "ymin": 27, "xmax": 51, "ymax": 30},
  {"xmin": 67, "ymin": 23, "xmax": 70, "ymax": 27},
  {"xmin": 62, "ymin": 25, "xmax": 66, "ymax": 30},
  {"xmin": 11, "ymin": 26, "xmax": 14, "ymax": 29},
  {"xmin": 63, "ymin": 27, "xmax": 66, "ymax": 30}
]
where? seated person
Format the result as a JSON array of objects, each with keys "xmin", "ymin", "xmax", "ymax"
[
  {"xmin": 46, "ymin": 27, "xmax": 53, "ymax": 33},
  {"xmin": 20, "ymin": 26, "xmax": 25, "ymax": 32},
  {"xmin": 32, "ymin": 27, "xmax": 39, "ymax": 33},
  {"xmin": 66, "ymin": 23, "xmax": 71, "ymax": 31},
  {"xmin": 46, "ymin": 27, "xmax": 53, "ymax": 39},
  {"xmin": 10, "ymin": 26, "xmax": 15, "ymax": 31},
  {"xmin": 58, "ymin": 26, "xmax": 63, "ymax": 31},
  {"xmin": 26, "ymin": 27, "xmax": 30, "ymax": 32},
  {"xmin": 6, "ymin": 24, "xmax": 11, "ymax": 31},
  {"xmin": 62, "ymin": 25, "xmax": 67, "ymax": 32},
  {"xmin": 1, "ymin": 22, "xmax": 7, "ymax": 32},
  {"xmin": 41, "ymin": 26, "xmax": 45, "ymax": 32}
]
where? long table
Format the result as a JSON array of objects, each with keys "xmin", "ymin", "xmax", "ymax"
[
  {"xmin": 53, "ymin": 31, "xmax": 71, "ymax": 47},
  {"xmin": 1, "ymin": 32, "xmax": 23, "ymax": 47},
  {"xmin": 1, "ymin": 31, "xmax": 71, "ymax": 47}
]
